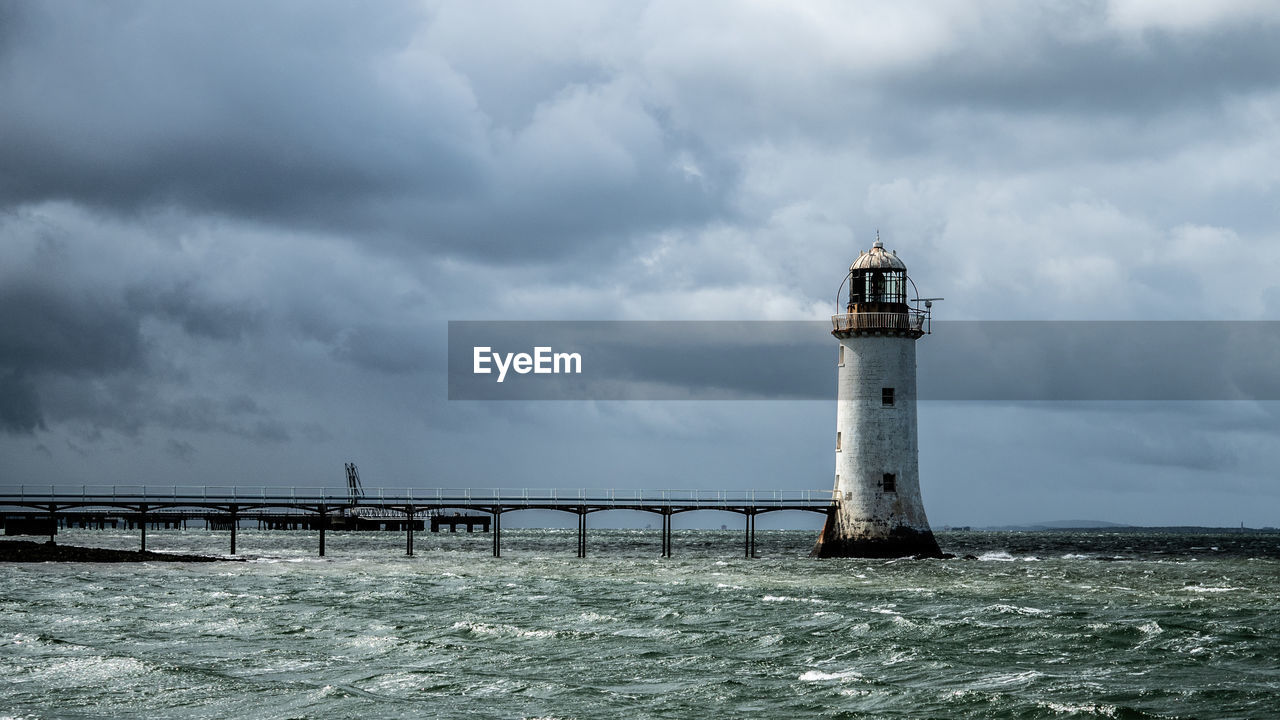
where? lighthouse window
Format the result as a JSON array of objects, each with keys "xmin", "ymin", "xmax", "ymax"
[
  {"xmin": 882, "ymin": 387, "xmax": 895, "ymax": 406},
  {"xmin": 836, "ymin": 431, "xmax": 842, "ymax": 450},
  {"xmin": 838, "ymin": 345, "xmax": 845, "ymax": 366},
  {"xmin": 882, "ymin": 473, "xmax": 897, "ymax": 493}
]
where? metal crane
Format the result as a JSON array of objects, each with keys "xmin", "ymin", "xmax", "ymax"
[{"xmin": 344, "ymin": 463, "xmax": 364, "ymax": 506}]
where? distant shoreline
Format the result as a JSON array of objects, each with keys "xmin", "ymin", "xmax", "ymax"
[
  {"xmin": 967, "ymin": 525, "xmax": 1280, "ymax": 533},
  {"xmin": 0, "ymin": 540, "xmax": 241, "ymax": 563}
]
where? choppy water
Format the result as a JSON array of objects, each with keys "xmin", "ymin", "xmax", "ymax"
[{"xmin": 2, "ymin": 529, "xmax": 1278, "ymax": 719}]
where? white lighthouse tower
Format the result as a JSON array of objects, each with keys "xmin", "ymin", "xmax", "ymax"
[{"xmin": 812, "ymin": 236, "xmax": 943, "ymax": 558}]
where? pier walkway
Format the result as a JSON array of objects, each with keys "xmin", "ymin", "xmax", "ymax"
[{"xmin": 0, "ymin": 486, "xmax": 834, "ymax": 558}]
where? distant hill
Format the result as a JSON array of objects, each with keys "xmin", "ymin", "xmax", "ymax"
[
  {"xmin": 1036, "ymin": 519, "xmax": 1128, "ymax": 529},
  {"xmin": 975, "ymin": 522, "xmax": 1278, "ymax": 533}
]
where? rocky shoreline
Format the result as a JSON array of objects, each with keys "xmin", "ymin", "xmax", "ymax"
[{"xmin": 0, "ymin": 540, "xmax": 242, "ymax": 563}]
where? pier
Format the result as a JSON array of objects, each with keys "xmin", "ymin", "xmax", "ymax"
[
  {"xmin": 0, "ymin": 486, "xmax": 833, "ymax": 558},
  {"xmin": 430, "ymin": 514, "xmax": 491, "ymax": 533}
]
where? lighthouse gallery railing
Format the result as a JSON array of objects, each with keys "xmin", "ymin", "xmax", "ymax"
[{"xmin": 831, "ymin": 312, "xmax": 926, "ymax": 334}]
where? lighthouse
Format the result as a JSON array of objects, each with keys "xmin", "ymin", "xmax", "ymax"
[{"xmin": 812, "ymin": 237, "xmax": 944, "ymax": 558}]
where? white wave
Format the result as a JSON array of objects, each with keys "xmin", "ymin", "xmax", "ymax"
[
  {"xmin": 30, "ymin": 656, "xmax": 152, "ymax": 685},
  {"xmin": 1137, "ymin": 621, "xmax": 1163, "ymax": 635},
  {"xmin": 1040, "ymin": 701, "xmax": 1121, "ymax": 717},
  {"xmin": 577, "ymin": 611, "xmax": 615, "ymax": 623},
  {"xmin": 756, "ymin": 633, "xmax": 784, "ymax": 647},
  {"xmin": 761, "ymin": 595, "xmax": 827, "ymax": 604},
  {"xmin": 838, "ymin": 688, "xmax": 873, "ymax": 697},
  {"xmin": 799, "ymin": 669, "xmax": 862, "ymax": 682},
  {"xmin": 341, "ymin": 634, "xmax": 404, "ymax": 655},
  {"xmin": 879, "ymin": 650, "xmax": 915, "ymax": 666},
  {"xmin": 988, "ymin": 603, "xmax": 1049, "ymax": 616},
  {"xmin": 978, "ymin": 551, "xmax": 1017, "ymax": 562},
  {"xmin": 976, "ymin": 550, "xmax": 1040, "ymax": 562},
  {"xmin": 612, "ymin": 627, "xmax": 679, "ymax": 639},
  {"xmin": 4, "ymin": 634, "xmax": 42, "ymax": 647},
  {"xmin": 450, "ymin": 621, "xmax": 556, "ymax": 639},
  {"xmin": 977, "ymin": 669, "xmax": 1044, "ymax": 687}
]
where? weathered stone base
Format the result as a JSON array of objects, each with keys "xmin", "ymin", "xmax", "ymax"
[{"xmin": 811, "ymin": 512, "xmax": 944, "ymax": 559}]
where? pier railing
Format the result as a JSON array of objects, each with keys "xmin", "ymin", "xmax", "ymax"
[{"xmin": 0, "ymin": 485, "xmax": 835, "ymax": 510}]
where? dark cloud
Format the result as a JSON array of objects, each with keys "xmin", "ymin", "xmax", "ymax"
[
  {"xmin": 155, "ymin": 396, "xmax": 288, "ymax": 441},
  {"xmin": 0, "ymin": 268, "xmax": 143, "ymax": 432},
  {"xmin": 0, "ymin": 369, "xmax": 42, "ymax": 433},
  {"xmin": 0, "ymin": 4, "xmax": 473, "ymax": 221},
  {"xmin": 2, "ymin": 2, "xmax": 1278, "ymax": 525},
  {"xmin": 0, "ymin": 251, "xmax": 278, "ymax": 437},
  {"xmin": 166, "ymin": 438, "xmax": 196, "ymax": 461},
  {"xmin": 0, "ymin": 282, "xmax": 144, "ymax": 377},
  {"xmin": 0, "ymin": 2, "xmax": 729, "ymax": 262},
  {"xmin": 331, "ymin": 323, "xmax": 435, "ymax": 375},
  {"xmin": 903, "ymin": 23, "xmax": 1280, "ymax": 118},
  {"xmin": 125, "ymin": 284, "xmax": 261, "ymax": 341}
]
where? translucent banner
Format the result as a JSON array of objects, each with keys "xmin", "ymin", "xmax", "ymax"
[{"xmin": 447, "ymin": 321, "xmax": 1280, "ymax": 401}]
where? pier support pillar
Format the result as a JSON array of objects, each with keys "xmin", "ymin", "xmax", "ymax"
[
  {"xmin": 744, "ymin": 511, "xmax": 756, "ymax": 558},
  {"xmin": 661, "ymin": 511, "xmax": 672, "ymax": 558},
  {"xmin": 406, "ymin": 506, "xmax": 415, "ymax": 557},
  {"xmin": 577, "ymin": 509, "xmax": 586, "ymax": 558},
  {"xmin": 230, "ymin": 506, "xmax": 238, "ymax": 555},
  {"xmin": 139, "ymin": 506, "xmax": 147, "ymax": 552},
  {"xmin": 492, "ymin": 509, "xmax": 501, "ymax": 558},
  {"xmin": 48, "ymin": 505, "xmax": 56, "ymax": 544},
  {"xmin": 318, "ymin": 505, "xmax": 326, "ymax": 557}
]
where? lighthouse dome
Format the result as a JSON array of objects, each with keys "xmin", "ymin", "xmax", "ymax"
[{"xmin": 850, "ymin": 240, "xmax": 906, "ymax": 272}]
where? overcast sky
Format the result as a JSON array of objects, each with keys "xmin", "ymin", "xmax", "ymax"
[{"xmin": 2, "ymin": 1, "xmax": 1279, "ymax": 528}]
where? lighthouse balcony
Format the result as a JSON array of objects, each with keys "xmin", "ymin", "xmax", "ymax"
[{"xmin": 831, "ymin": 312, "xmax": 926, "ymax": 338}]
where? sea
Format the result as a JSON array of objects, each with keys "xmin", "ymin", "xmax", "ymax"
[{"xmin": 2, "ymin": 528, "xmax": 1277, "ymax": 719}]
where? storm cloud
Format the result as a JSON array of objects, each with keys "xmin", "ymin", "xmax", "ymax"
[
  {"xmin": 2, "ymin": 1, "xmax": 1278, "ymax": 526},
  {"xmin": 0, "ymin": 2, "xmax": 727, "ymax": 260}
]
